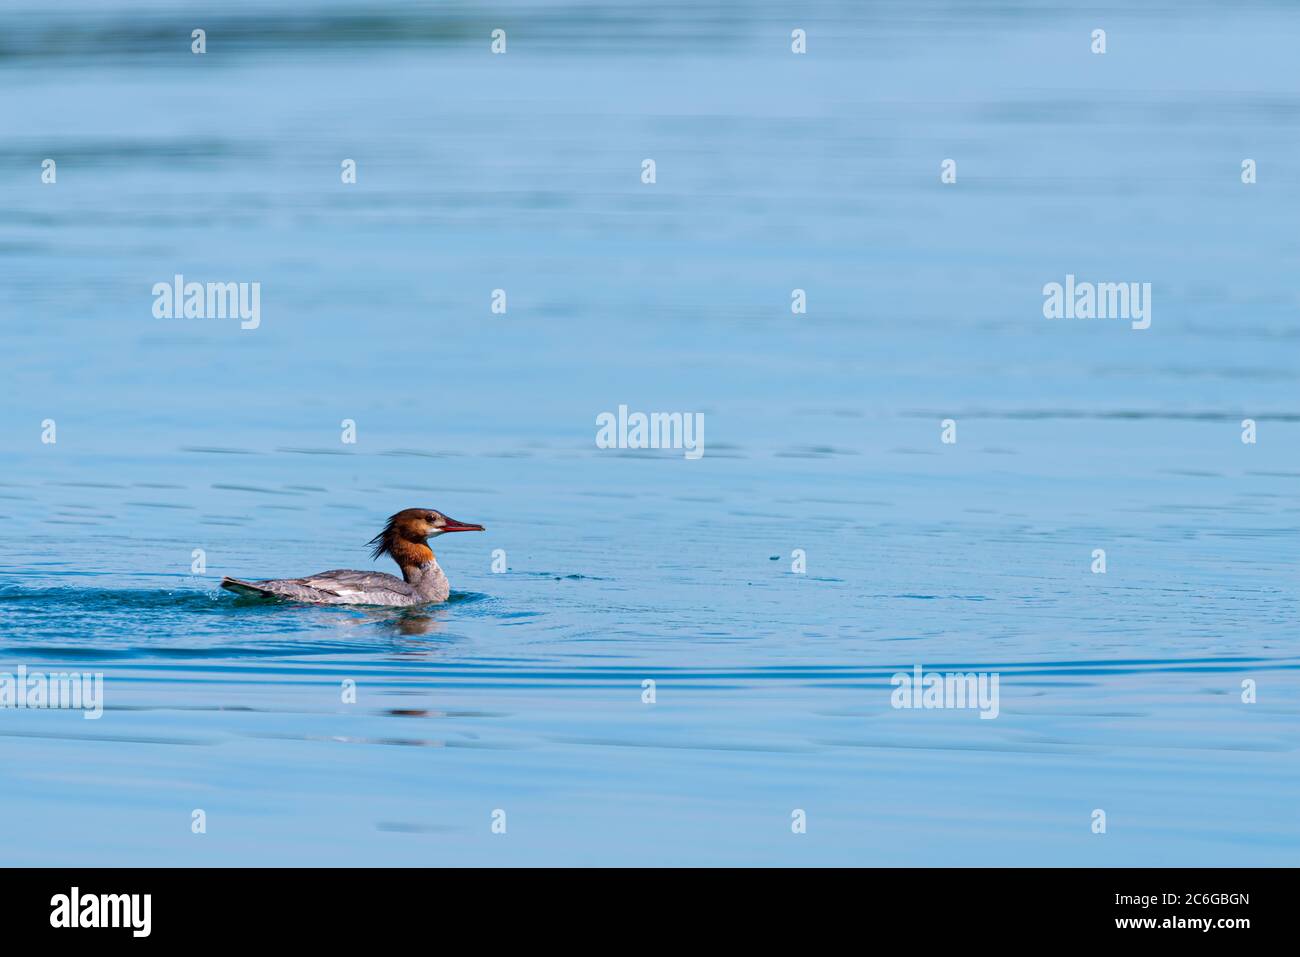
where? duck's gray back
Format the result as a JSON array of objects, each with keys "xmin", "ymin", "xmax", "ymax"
[{"xmin": 223, "ymin": 560, "xmax": 449, "ymax": 606}]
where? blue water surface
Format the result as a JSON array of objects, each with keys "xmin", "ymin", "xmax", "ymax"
[{"xmin": 1, "ymin": 0, "xmax": 1298, "ymax": 865}]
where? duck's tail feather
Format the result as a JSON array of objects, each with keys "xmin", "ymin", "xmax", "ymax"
[{"xmin": 220, "ymin": 576, "xmax": 281, "ymax": 599}]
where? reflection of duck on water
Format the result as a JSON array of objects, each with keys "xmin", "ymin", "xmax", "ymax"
[{"xmin": 392, "ymin": 610, "xmax": 438, "ymax": 636}]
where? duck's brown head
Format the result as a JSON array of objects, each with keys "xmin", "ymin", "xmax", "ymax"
[{"xmin": 368, "ymin": 508, "xmax": 485, "ymax": 570}]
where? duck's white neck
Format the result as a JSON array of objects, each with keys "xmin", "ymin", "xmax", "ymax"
[{"xmin": 406, "ymin": 558, "xmax": 450, "ymax": 603}]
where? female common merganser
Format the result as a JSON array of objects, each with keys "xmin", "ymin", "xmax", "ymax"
[{"xmin": 220, "ymin": 508, "xmax": 484, "ymax": 606}]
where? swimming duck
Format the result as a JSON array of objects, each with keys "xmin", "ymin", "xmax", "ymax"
[{"xmin": 220, "ymin": 508, "xmax": 484, "ymax": 606}]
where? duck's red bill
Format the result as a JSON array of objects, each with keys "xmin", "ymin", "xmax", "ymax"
[{"xmin": 441, "ymin": 520, "xmax": 484, "ymax": 533}]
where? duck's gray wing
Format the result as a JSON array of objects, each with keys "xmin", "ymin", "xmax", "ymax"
[{"xmin": 222, "ymin": 570, "xmax": 416, "ymax": 605}]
